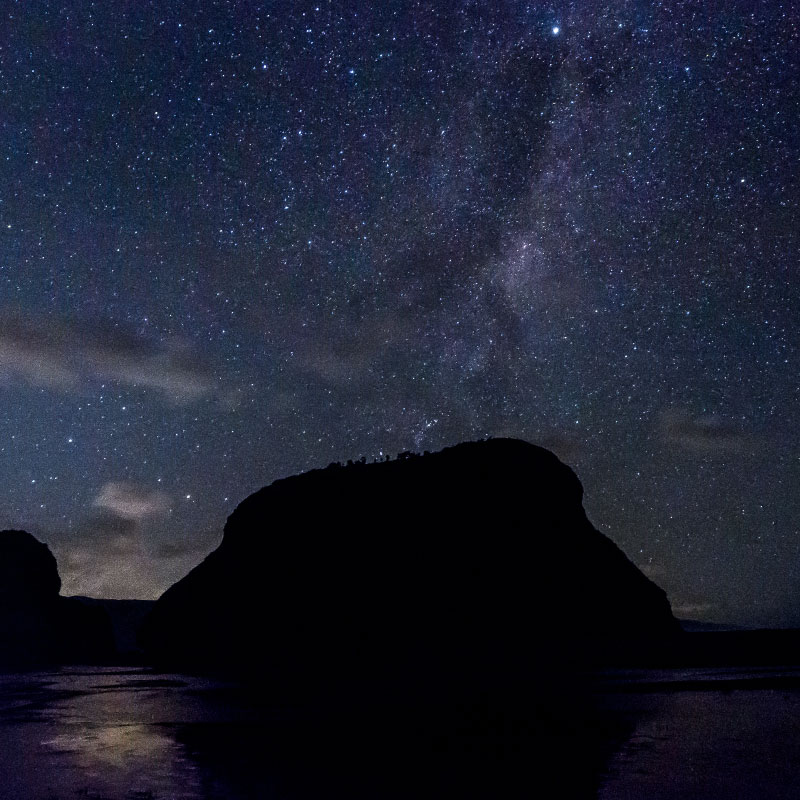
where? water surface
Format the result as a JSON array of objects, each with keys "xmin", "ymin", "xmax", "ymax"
[
  {"xmin": 2, "ymin": 665, "xmax": 799, "ymax": 798},
  {"xmin": 597, "ymin": 666, "xmax": 800, "ymax": 799}
]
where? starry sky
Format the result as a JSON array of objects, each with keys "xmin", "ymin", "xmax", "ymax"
[{"xmin": 0, "ymin": 1, "xmax": 797, "ymax": 626}]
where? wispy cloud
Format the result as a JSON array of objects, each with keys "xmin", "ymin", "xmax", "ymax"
[
  {"xmin": 671, "ymin": 601, "xmax": 716, "ymax": 620},
  {"xmin": 52, "ymin": 489, "xmax": 220, "ymax": 599},
  {"xmin": 94, "ymin": 482, "xmax": 170, "ymax": 521},
  {"xmin": 659, "ymin": 409, "xmax": 756, "ymax": 454},
  {"xmin": 0, "ymin": 310, "xmax": 215, "ymax": 402}
]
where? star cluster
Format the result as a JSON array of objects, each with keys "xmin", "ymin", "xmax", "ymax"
[{"xmin": 0, "ymin": 1, "xmax": 797, "ymax": 625}]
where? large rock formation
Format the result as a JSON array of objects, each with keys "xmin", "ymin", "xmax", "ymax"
[
  {"xmin": 141, "ymin": 439, "xmax": 680, "ymax": 688},
  {"xmin": 0, "ymin": 530, "xmax": 115, "ymax": 668}
]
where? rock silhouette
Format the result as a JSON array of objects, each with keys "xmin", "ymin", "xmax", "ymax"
[
  {"xmin": 70, "ymin": 597, "xmax": 155, "ymax": 659},
  {"xmin": 140, "ymin": 439, "xmax": 680, "ymax": 691},
  {"xmin": 0, "ymin": 530, "xmax": 115, "ymax": 668}
]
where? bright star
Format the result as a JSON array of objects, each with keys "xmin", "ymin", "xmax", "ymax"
[{"xmin": 552, "ymin": 26, "xmax": 560, "ymax": 35}]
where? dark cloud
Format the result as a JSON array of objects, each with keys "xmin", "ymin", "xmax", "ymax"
[
  {"xmin": 659, "ymin": 410, "xmax": 757, "ymax": 454},
  {"xmin": 0, "ymin": 310, "xmax": 216, "ymax": 402},
  {"xmin": 294, "ymin": 315, "xmax": 414, "ymax": 386}
]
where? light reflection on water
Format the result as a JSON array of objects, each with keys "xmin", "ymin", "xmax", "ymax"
[
  {"xmin": 0, "ymin": 668, "xmax": 245, "ymax": 800},
  {"xmin": 0, "ymin": 666, "xmax": 622, "ymax": 800},
  {"xmin": 2, "ymin": 666, "xmax": 800, "ymax": 799}
]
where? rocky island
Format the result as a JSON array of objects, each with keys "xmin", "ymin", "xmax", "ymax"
[{"xmin": 140, "ymin": 439, "xmax": 681, "ymax": 692}]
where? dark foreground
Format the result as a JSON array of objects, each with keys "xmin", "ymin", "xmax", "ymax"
[{"xmin": 2, "ymin": 665, "xmax": 800, "ymax": 800}]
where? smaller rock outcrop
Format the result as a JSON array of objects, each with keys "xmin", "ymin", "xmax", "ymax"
[
  {"xmin": 72, "ymin": 597, "xmax": 155, "ymax": 659},
  {"xmin": 0, "ymin": 530, "xmax": 115, "ymax": 668}
]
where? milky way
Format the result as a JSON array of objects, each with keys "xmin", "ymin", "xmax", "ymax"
[{"xmin": 0, "ymin": 1, "xmax": 797, "ymax": 625}]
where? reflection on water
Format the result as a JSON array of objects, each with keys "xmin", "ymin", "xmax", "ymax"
[
  {"xmin": 3, "ymin": 666, "xmax": 799, "ymax": 799},
  {"xmin": 0, "ymin": 667, "xmax": 625, "ymax": 799},
  {"xmin": 41, "ymin": 724, "xmax": 175, "ymax": 769},
  {"xmin": 0, "ymin": 669, "xmax": 221, "ymax": 799}
]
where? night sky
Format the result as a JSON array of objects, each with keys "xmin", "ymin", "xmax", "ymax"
[{"xmin": 0, "ymin": 1, "xmax": 797, "ymax": 627}]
